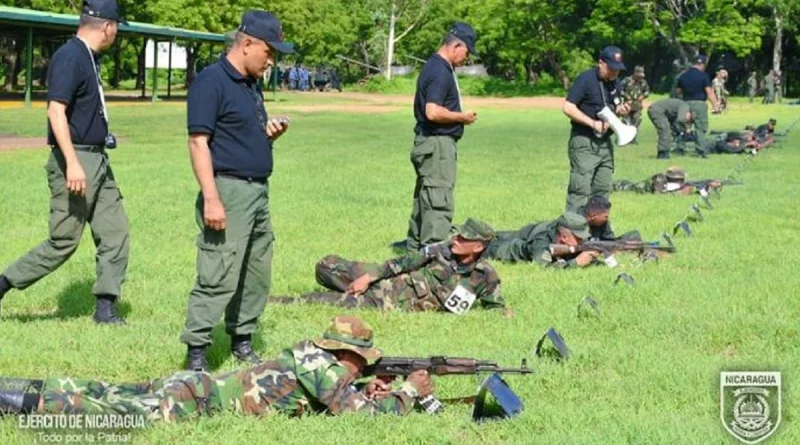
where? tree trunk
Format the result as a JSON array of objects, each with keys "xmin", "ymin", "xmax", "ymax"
[
  {"xmin": 772, "ymin": 7, "xmax": 782, "ymax": 74},
  {"xmin": 185, "ymin": 43, "xmax": 200, "ymax": 88},
  {"xmin": 2, "ymin": 38, "xmax": 18, "ymax": 92},
  {"xmin": 111, "ymin": 40, "xmax": 121, "ymax": 88},
  {"xmin": 546, "ymin": 51, "xmax": 570, "ymax": 90},
  {"xmin": 135, "ymin": 39, "xmax": 146, "ymax": 90},
  {"xmin": 385, "ymin": 2, "xmax": 396, "ymax": 81},
  {"xmin": 11, "ymin": 41, "xmax": 24, "ymax": 89},
  {"xmin": 526, "ymin": 62, "xmax": 538, "ymax": 85}
]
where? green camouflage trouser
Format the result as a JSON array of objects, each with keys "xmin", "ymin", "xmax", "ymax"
[
  {"xmin": 647, "ymin": 107, "xmax": 674, "ymax": 155},
  {"xmin": 565, "ymin": 132, "xmax": 614, "ymax": 213},
  {"xmin": 679, "ymin": 101, "xmax": 708, "ymax": 154},
  {"xmin": 627, "ymin": 106, "xmax": 644, "ymax": 129},
  {"xmin": 38, "ymin": 372, "xmax": 215, "ymax": 422},
  {"xmin": 181, "ymin": 177, "xmax": 274, "ymax": 347},
  {"xmin": 612, "ymin": 180, "xmax": 653, "ymax": 194},
  {"xmin": 406, "ymin": 134, "xmax": 457, "ymax": 250},
  {"xmin": 296, "ymin": 255, "xmax": 438, "ymax": 312},
  {"xmin": 3, "ymin": 149, "xmax": 129, "ymax": 298}
]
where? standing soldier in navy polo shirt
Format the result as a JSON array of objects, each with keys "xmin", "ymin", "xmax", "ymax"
[
  {"xmin": 181, "ymin": 10, "xmax": 293, "ymax": 371},
  {"xmin": 675, "ymin": 55, "xmax": 719, "ymax": 158},
  {"xmin": 405, "ymin": 22, "xmax": 478, "ymax": 251},
  {"xmin": 0, "ymin": 0, "xmax": 129, "ymax": 324},
  {"xmin": 562, "ymin": 46, "xmax": 631, "ymax": 213}
]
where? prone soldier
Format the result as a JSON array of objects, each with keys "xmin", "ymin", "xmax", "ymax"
[
  {"xmin": 613, "ymin": 166, "xmax": 722, "ymax": 195},
  {"xmin": 277, "ymin": 219, "xmax": 505, "ymax": 314},
  {"xmin": 0, "ymin": 316, "xmax": 433, "ymax": 421}
]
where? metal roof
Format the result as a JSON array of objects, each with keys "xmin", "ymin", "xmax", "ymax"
[{"xmin": 0, "ymin": 6, "xmax": 225, "ymax": 42}]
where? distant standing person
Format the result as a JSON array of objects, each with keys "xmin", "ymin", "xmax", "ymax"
[
  {"xmin": 763, "ymin": 70, "xmax": 774, "ymax": 104},
  {"xmin": 562, "ymin": 46, "xmax": 631, "ymax": 213},
  {"xmin": 747, "ymin": 71, "xmax": 757, "ymax": 103},
  {"xmin": 405, "ymin": 22, "xmax": 478, "ymax": 251},
  {"xmin": 0, "ymin": 0, "xmax": 129, "ymax": 324},
  {"xmin": 621, "ymin": 65, "xmax": 650, "ymax": 137},
  {"xmin": 182, "ymin": 10, "xmax": 293, "ymax": 372},
  {"xmin": 675, "ymin": 55, "xmax": 719, "ymax": 158}
]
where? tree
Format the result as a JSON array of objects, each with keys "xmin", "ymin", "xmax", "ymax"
[
  {"xmin": 361, "ymin": 0, "xmax": 430, "ymax": 80},
  {"xmin": 641, "ymin": 0, "xmax": 765, "ymax": 64}
]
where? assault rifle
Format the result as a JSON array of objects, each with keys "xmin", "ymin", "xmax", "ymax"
[
  {"xmin": 686, "ymin": 179, "xmax": 743, "ymax": 189},
  {"xmin": 363, "ymin": 356, "xmax": 532, "ymax": 414},
  {"xmin": 549, "ymin": 238, "xmax": 676, "ymax": 258}
]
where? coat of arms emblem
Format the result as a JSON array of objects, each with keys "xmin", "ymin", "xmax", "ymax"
[{"xmin": 721, "ymin": 372, "xmax": 781, "ymax": 443}]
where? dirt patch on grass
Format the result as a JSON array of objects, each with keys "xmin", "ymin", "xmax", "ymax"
[{"xmin": 0, "ymin": 135, "xmax": 47, "ymax": 151}]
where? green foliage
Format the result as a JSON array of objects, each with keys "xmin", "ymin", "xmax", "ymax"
[{"xmin": 357, "ymin": 72, "xmax": 566, "ymax": 96}]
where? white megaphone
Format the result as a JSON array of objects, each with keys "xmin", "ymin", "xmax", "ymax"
[{"xmin": 596, "ymin": 106, "xmax": 637, "ymax": 146}]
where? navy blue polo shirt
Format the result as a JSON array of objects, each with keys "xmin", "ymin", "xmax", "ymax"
[
  {"xmin": 414, "ymin": 54, "xmax": 463, "ymax": 140},
  {"xmin": 566, "ymin": 67, "xmax": 622, "ymax": 137},
  {"xmin": 677, "ymin": 67, "xmax": 710, "ymax": 101},
  {"xmin": 187, "ymin": 55, "xmax": 273, "ymax": 180},
  {"xmin": 46, "ymin": 37, "xmax": 108, "ymax": 147}
]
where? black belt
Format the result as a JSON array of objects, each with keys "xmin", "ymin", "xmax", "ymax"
[
  {"xmin": 71, "ymin": 144, "xmax": 105, "ymax": 153},
  {"xmin": 215, "ymin": 173, "xmax": 267, "ymax": 184}
]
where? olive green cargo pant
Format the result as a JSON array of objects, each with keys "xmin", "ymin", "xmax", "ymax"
[
  {"xmin": 647, "ymin": 107, "xmax": 674, "ymax": 156},
  {"xmin": 679, "ymin": 101, "xmax": 708, "ymax": 155},
  {"xmin": 3, "ymin": 149, "xmax": 129, "ymax": 298},
  {"xmin": 565, "ymin": 132, "xmax": 614, "ymax": 213},
  {"xmin": 406, "ymin": 134, "xmax": 457, "ymax": 250},
  {"xmin": 180, "ymin": 177, "xmax": 274, "ymax": 347}
]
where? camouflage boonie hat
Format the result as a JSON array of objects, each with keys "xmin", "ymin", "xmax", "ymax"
[
  {"xmin": 769, "ymin": 118, "xmax": 777, "ymax": 124},
  {"xmin": 634, "ymin": 65, "xmax": 645, "ymax": 75},
  {"xmin": 557, "ymin": 212, "xmax": 590, "ymax": 240},
  {"xmin": 455, "ymin": 218, "xmax": 495, "ymax": 242},
  {"xmin": 313, "ymin": 316, "xmax": 383, "ymax": 363},
  {"xmin": 665, "ymin": 166, "xmax": 686, "ymax": 181}
]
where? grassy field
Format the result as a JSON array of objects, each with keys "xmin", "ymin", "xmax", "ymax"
[{"xmin": 0, "ymin": 94, "xmax": 798, "ymax": 444}]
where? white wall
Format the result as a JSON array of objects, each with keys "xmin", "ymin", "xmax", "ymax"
[{"xmin": 144, "ymin": 40, "xmax": 187, "ymax": 69}]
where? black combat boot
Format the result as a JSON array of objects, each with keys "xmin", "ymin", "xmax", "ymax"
[
  {"xmin": 186, "ymin": 345, "xmax": 209, "ymax": 372},
  {"xmin": 657, "ymin": 151, "xmax": 670, "ymax": 159},
  {"xmin": 231, "ymin": 335, "xmax": 263, "ymax": 365},
  {"xmin": 93, "ymin": 295, "xmax": 126, "ymax": 325},
  {"xmin": 0, "ymin": 391, "xmax": 40, "ymax": 415}
]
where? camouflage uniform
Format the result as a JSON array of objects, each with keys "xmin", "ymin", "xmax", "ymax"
[
  {"xmin": 613, "ymin": 167, "xmax": 698, "ymax": 193},
  {"xmin": 0, "ymin": 317, "xmax": 421, "ymax": 422},
  {"xmin": 747, "ymin": 73, "xmax": 757, "ymax": 103},
  {"xmin": 763, "ymin": 72, "xmax": 775, "ymax": 104},
  {"xmin": 488, "ymin": 212, "xmax": 590, "ymax": 267},
  {"xmin": 287, "ymin": 219, "xmax": 504, "ymax": 313},
  {"xmin": 621, "ymin": 67, "xmax": 650, "ymax": 130}
]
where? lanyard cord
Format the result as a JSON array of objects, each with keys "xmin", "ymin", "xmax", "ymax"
[{"xmin": 77, "ymin": 37, "xmax": 108, "ymax": 124}]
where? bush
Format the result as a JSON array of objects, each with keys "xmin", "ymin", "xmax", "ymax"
[{"xmin": 355, "ymin": 72, "xmax": 566, "ymax": 97}]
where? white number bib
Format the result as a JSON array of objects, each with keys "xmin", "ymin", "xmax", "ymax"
[{"xmin": 443, "ymin": 285, "xmax": 477, "ymax": 315}]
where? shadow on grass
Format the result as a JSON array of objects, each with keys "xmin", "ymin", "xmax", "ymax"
[
  {"xmin": 4, "ymin": 279, "xmax": 131, "ymax": 323},
  {"xmin": 203, "ymin": 320, "xmax": 273, "ymax": 371}
]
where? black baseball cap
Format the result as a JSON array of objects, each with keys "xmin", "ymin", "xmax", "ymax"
[
  {"xmin": 82, "ymin": 0, "xmax": 127, "ymax": 25},
  {"xmin": 599, "ymin": 46, "xmax": 626, "ymax": 71},
  {"xmin": 694, "ymin": 54, "xmax": 708, "ymax": 65},
  {"xmin": 238, "ymin": 10, "xmax": 295, "ymax": 54},
  {"xmin": 448, "ymin": 22, "xmax": 478, "ymax": 56}
]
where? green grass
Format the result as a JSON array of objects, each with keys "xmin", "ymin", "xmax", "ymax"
[{"xmin": 0, "ymin": 98, "xmax": 798, "ymax": 444}]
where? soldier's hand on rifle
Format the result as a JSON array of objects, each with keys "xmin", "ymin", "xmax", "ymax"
[
  {"xmin": 406, "ymin": 370, "xmax": 434, "ymax": 397},
  {"xmin": 575, "ymin": 251, "xmax": 601, "ymax": 267},
  {"xmin": 346, "ymin": 274, "xmax": 373, "ymax": 296},
  {"xmin": 365, "ymin": 378, "xmax": 393, "ymax": 400}
]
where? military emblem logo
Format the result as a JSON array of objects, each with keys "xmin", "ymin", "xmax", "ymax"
[{"xmin": 720, "ymin": 372, "xmax": 781, "ymax": 444}]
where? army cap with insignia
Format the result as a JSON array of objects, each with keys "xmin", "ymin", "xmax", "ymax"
[
  {"xmin": 82, "ymin": 0, "xmax": 127, "ymax": 25},
  {"xmin": 238, "ymin": 10, "xmax": 294, "ymax": 54},
  {"xmin": 557, "ymin": 212, "xmax": 590, "ymax": 240},
  {"xmin": 455, "ymin": 218, "xmax": 495, "ymax": 242},
  {"xmin": 313, "ymin": 316, "xmax": 383, "ymax": 364},
  {"xmin": 600, "ymin": 46, "xmax": 626, "ymax": 71},
  {"xmin": 666, "ymin": 166, "xmax": 686, "ymax": 181}
]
